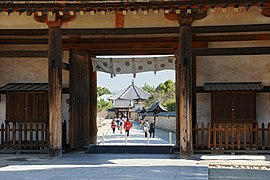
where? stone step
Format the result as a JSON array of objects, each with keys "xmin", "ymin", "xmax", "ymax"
[{"xmin": 86, "ymin": 145, "xmax": 179, "ymax": 154}]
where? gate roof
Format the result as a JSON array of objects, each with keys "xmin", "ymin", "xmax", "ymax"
[
  {"xmin": 0, "ymin": 83, "xmax": 48, "ymax": 92},
  {"xmin": 204, "ymin": 82, "xmax": 263, "ymax": 91}
]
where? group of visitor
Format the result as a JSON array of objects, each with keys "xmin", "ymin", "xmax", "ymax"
[
  {"xmin": 111, "ymin": 116, "xmax": 156, "ymax": 138},
  {"xmin": 111, "ymin": 117, "xmax": 133, "ymax": 137}
]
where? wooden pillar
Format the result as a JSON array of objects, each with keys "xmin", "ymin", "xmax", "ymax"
[
  {"xmin": 89, "ymin": 59, "xmax": 97, "ymax": 144},
  {"xmin": 176, "ymin": 14, "xmax": 193, "ymax": 156},
  {"xmin": 175, "ymin": 50, "xmax": 180, "ymax": 147},
  {"xmin": 47, "ymin": 22, "xmax": 62, "ymax": 157}
]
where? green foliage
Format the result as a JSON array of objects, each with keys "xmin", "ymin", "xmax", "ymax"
[
  {"xmin": 97, "ymin": 99, "xmax": 112, "ymax": 112},
  {"xmin": 97, "ymin": 86, "xmax": 111, "ymax": 97},
  {"xmin": 163, "ymin": 99, "xmax": 176, "ymax": 111},
  {"xmin": 142, "ymin": 83, "xmax": 156, "ymax": 94},
  {"xmin": 143, "ymin": 80, "xmax": 175, "ymax": 111}
]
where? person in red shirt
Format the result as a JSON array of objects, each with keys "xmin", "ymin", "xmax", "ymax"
[
  {"xmin": 111, "ymin": 119, "xmax": 117, "ymax": 134},
  {"xmin": 124, "ymin": 119, "xmax": 132, "ymax": 137}
]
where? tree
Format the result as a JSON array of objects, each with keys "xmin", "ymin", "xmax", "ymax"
[
  {"xmin": 142, "ymin": 83, "xmax": 155, "ymax": 94},
  {"xmin": 97, "ymin": 86, "xmax": 111, "ymax": 97},
  {"xmin": 97, "ymin": 99, "xmax": 112, "ymax": 112},
  {"xmin": 143, "ymin": 80, "xmax": 176, "ymax": 111}
]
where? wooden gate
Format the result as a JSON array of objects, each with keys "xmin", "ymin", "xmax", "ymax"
[{"xmin": 69, "ymin": 49, "xmax": 97, "ymax": 149}]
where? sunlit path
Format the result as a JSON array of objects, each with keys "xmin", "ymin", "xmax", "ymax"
[{"xmin": 97, "ymin": 119, "xmax": 174, "ymax": 146}]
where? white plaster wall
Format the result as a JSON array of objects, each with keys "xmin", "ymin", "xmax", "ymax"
[
  {"xmin": 155, "ymin": 116, "xmax": 176, "ymax": 132},
  {"xmin": 197, "ymin": 55, "xmax": 270, "ymax": 87},
  {"xmin": 196, "ymin": 93, "xmax": 211, "ymax": 125},
  {"xmin": 256, "ymin": 93, "xmax": 270, "ymax": 125}
]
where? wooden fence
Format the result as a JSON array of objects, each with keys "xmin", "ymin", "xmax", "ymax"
[
  {"xmin": 193, "ymin": 122, "xmax": 270, "ymax": 151},
  {"xmin": 0, "ymin": 122, "xmax": 48, "ymax": 150}
]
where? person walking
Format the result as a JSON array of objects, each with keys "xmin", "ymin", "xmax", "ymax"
[
  {"xmin": 111, "ymin": 119, "xmax": 117, "ymax": 134},
  {"xmin": 143, "ymin": 120, "xmax": 150, "ymax": 138},
  {"xmin": 139, "ymin": 119, "xmax": 143, "ymax": 129},
  {"xmin": 149, "ymin": 120, "xmax": 156, "ymax": 138},
  {"xmin": 124, "ymin": 119, "xmax": 132, "ymax": 137},
  {"xmin": 119, "ymin": 118, "xmax": 124, "ymax": 134}
]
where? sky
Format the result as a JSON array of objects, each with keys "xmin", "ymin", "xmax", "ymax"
[{"xmin": 97, "ymin": 70, "xmax": 175, "ymax": 93}]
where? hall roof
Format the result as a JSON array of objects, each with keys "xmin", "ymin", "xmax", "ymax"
[
  {"xmin": 147, "ymin": 102, "xmax": 167, "ymax": 113},
  {"xmin": 108, "ymin": 81, "xmax": 150, "ymax": 100}
]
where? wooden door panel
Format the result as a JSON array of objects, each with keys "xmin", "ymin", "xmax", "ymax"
[
  {"xmin": 6, "ymin": 92, "xmax": 26, "ymax": 122},
  {"xmin": 27, "ymin": 92, "xmax": 48, "ymax": 122},
  {"xmin": 6, "ymin": 92, "xmax": 48, "ymax": 122},
  {"xmin": 69, "ymin": 49, "xmax": 91, "ymax": 149},
  {"xmin": 211, "ymin": 92, "xmax": 256, "ymax": 123}
]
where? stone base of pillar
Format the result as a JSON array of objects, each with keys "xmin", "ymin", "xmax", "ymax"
[
  {"xmin": 49, "ymin": 148, "xmax": 62, "ymax": 157},
  {"xmin": 180, "ymin": 149, "xmax": 194, "ymax": 157}
]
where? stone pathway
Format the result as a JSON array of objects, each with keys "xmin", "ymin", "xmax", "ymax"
[{"xmin": 97, "ymin": 119, "xmax": 176, "ymax": 146}]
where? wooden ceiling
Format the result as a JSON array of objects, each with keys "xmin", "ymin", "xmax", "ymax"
[{"xmin": 0, "ymin": 24, "xmax": 270, "ymax": 56}]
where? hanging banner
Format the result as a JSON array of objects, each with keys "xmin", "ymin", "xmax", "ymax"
[{"xmin": 91, "ymin": 56, "xmax": 175, "ymax": 77}]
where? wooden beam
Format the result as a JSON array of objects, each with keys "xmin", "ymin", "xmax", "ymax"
[
  {"xmin": 1, "ymin": 24, "xmax": 270, "ymax": 36},
  {"xmin": 0, "ymin": 50, "xmax": 47, "ymax": 58},
  {"xmin": 88, "ymin": 49, "xmax": 176, "ymax": 55},
  {"xmin": 193, "ymin": 47, "xmax": 270, "ymax": 56},
  {"xmin": 194, "ymin": 34, "xmax": 270, "ymax": 42},
  {"xmin": 64, "ymin": 42, "xmax": 179, "ymax": 50}
]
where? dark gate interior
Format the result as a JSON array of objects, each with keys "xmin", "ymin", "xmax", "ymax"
[{"xmin": 69, "ymin": 49, "xmax": 92, "ymax": 149}]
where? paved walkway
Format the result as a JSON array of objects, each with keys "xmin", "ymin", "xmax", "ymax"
[
  {"xmin": 97, "ymin": 119, "xmax": 176, "ymax": 146},
  {"xmin": 0, "ymin": 119, "xmax": 208, "ymax": 180},
  {"xmin": 0, "ymin": 153, "xmax": 208, "ymax": 180}
]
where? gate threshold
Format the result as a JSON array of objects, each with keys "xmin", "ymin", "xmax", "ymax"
[{"xmin": 86, "ymin": 145, "xmax": 178, "ymax": 154}]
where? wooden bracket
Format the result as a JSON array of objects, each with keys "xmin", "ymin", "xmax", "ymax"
[
  {"xmin": 261, "ymin": 8, "xmax": 270, "ymax": 17},
  {"xmin": 165, "ymin": 11, "xmax": 207, "ymax": 26},
  {"xmin": 34, "ymin": 13, "xmax": 76, "ymax": 27}
]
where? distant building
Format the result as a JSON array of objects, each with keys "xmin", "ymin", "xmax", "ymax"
[
  {"xmin": 108, "ymin": 81, "xmax": 150, "ymax": 120},
  {"xmin": 97, "ymin": 93, "xmax": 113, "ymax": 102}
]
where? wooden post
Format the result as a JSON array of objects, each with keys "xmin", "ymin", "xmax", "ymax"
[
  {"xmin": 243, "ymin": 123, "xmax": 247, "ymax": 149},
  {"xmin": 237, "ymin": 123, "xmax": 241, "ymax": 150},
  {"xmin": 231, "ymin": 124, "xmax": 235, "ymax": 150},
  {"xmin": 177, "ymin": 14, "xmax": 193, "ymax": 156},
  {"xmin": 18, "ymin": 124, "xmax": 22, "ymax": 150},
  {"xmin": 219, "ymin": 123, "xmax": 222, "ymax": 149},
  {"xmin": 201, "ymin": 123, "xmax": 205, "ymax": 149},
  {"xmin": 12, "ymin": 122, "xmax": 16, "ymax": 149},
  {"xmin": 47, "ymin": 21, "xmax": 63, "ymax": 157},
  {"xmin": 207, "ymin": 122, "xmax": 211, "ymax": 149},
  {"xmin": 89, "ymin": 60, "xmax": 97, "ymax": 144},
  {"xmin": 225, "ymin": 123, "xmax": 229, "ymax": 150},
  {"xmin": 175, "ymin": 50, "xmax": 180, "ymax": 147},
  {"xmin": 213, "ymin": 123, "xmax": 216, "ymax": 149}
]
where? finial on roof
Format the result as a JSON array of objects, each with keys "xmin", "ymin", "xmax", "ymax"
[{"xmin": 132, "ymin": 79, "xmax": 134, "ymax": 85}]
